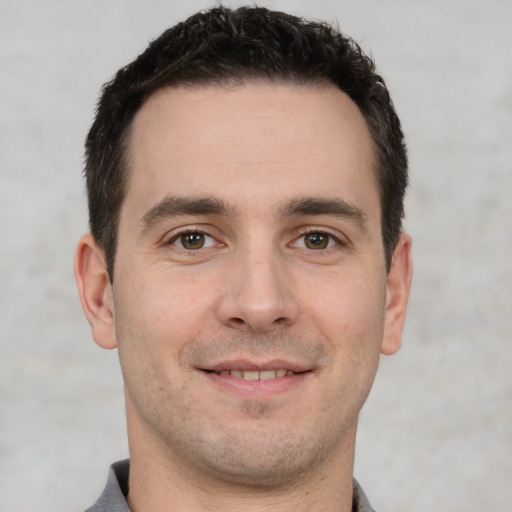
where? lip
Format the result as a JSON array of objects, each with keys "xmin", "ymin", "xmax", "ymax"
[
  {"xmin": 202, "ymin": 359, "xmax": 311, "ymax": 373},
  {"xmin": 199, "ymin": 359, "xmax": 313, "ymax": 399}
]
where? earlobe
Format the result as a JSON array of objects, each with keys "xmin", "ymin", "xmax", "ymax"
[
  {"xmin": 381, "ymin": 233, "xmax": 413, "ymax": 356},
  {"xmin": 74, "ymin": 234, "xmax": 117, "ymax": 350}
]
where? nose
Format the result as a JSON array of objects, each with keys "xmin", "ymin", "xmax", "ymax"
[{"xmin": 216, "ymin": 248, "xmax": 299, "ymax": 333}]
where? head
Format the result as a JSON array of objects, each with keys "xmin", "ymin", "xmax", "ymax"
[
  {"xmin": 85, "ymin": 5, "xmax": 407, "ymax": 282},
  {"xmin": 75, "ymin": 5, "xmax": 413, "ymax": 498}
]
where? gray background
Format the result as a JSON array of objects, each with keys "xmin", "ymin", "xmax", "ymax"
[{"xmin": 1, "ymin": 0, "xmax": 511, "ymax": 510}]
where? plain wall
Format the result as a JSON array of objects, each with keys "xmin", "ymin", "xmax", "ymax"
[{"xmin": 1, "ymin": 0, "xmax": 511, "ymax": 510}]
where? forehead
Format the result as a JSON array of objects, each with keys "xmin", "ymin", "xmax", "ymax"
[{"xmin": 124, "ymin": 83, "xmax": 379, "ymax": 222}]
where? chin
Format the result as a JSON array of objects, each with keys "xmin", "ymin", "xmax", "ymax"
[{"xmin": 180, "ymin": 422, "xmax": 344, "ymax": 489}]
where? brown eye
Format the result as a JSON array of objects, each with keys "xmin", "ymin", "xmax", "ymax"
[
  {"xmin": 303, "ymin": 232, "xmax": 331, "ymax": 250},
  {"xmin": 173, "ymin": 232, "xmax": 212, "ymax": 250},
  {"xmin": 181, "ymin": 232, "xmax": 204, "ymax": 249}
]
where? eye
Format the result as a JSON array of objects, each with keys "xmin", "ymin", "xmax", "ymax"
[
  {"xmin": 170, "ymin": 231, "xmax": 216, "ymax": 250},
  {"xmin": 295, "ymin": 231, "xmax": 338, "ymax": 250}
]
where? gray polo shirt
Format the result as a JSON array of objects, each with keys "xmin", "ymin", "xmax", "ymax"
[{"xmin": 85, "ymin": 459, "xmax": 375, "ymax": 512}]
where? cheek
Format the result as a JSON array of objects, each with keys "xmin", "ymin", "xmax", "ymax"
[
  {"xmin": 113, "ymin": 280, "xmax": 193, "ymax": 411},
  {"xmin": 306, "ymin": 269, "xmax": 387, "ymax": 342},
  {"xmin": 113, "ymin": 269, "xmax": 219, "ymax": 360}
]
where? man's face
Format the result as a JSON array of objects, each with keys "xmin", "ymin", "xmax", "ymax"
[{"xmin": 104, "ymin": 83, "xmax": 408, "ymax": 485}]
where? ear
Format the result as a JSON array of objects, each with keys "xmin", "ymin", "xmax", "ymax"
[
  {"xmin": 381, "ymin": 233, "xmax": 413, "ymax": 355},
  {"xmin": 74, "ymin": 233, "xmax": 117, "ymax": 350}
]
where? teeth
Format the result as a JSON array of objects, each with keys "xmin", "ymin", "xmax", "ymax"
[{"xmin": 216, "ymin": 369, "xmax": 293, "ymax": 380}]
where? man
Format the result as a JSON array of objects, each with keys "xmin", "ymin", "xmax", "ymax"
[{"xmin": 74, "ymin": 5, "xmax": 412, "ymax": 512}]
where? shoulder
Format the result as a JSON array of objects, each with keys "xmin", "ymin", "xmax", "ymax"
[
  {"xmin": 352, "ymin": 478, "xmax": 376, "ymax": 512},
  {"xmin": 84, "ymin": 460, "xmax": 131, "ymax": 512}
]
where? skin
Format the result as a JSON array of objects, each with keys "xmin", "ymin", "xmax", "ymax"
[{"xmin": 75, "ymin": 83, "xmax": 412, "ymax": 512}]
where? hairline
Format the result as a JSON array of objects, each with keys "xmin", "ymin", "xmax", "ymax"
[{"xmin": 109, "ymin": 77, "xmax": 389, "ymax": 282}]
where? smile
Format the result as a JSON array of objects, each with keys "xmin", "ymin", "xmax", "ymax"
[
  {"xmin": 201, "ymin": 364, "xmax": 311, "ymax": 397},
  {"xmin": 213, "ymin": 369, "xmax": 295, "ymax": 380}
]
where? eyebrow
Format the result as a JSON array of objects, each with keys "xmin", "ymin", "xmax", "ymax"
[
  {"xmin": 140, "ymin": 196, "xmax": 233, "ymax": 234},
  {"xmin": 278, "ymin": 197, "xmax": 368, "ymax": 228},
  {"xmin": 139, "ymin": 194, "xmax": 367, "ymax": 236}
]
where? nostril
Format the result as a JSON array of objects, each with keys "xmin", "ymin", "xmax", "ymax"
[{"xmin": 274, "ymin": 317, "xmax": 286, "ymax": 324}]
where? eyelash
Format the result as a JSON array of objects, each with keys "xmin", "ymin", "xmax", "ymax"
[
  {"xmin": 165, "ymin": 227, "xmax": 344, "ymax": 253},
  {"xmin": 292, "ymin": 228, "xmax": 344, "ymax": 251},
  {"xmin": 166, "ymin": 229, "xmax": 219, "ymax": 251}
]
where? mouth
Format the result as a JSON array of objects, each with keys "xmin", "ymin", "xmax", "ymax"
[
  {"xmin": 199, "ymin": 358, "xmax": 313, "ymax": 394},
  {"xmin": 201, "ymin": 365, "xmax": 311, "ymax": 398},
  {"xmin": 205, "ymin": 368, "xmax": 298, "ymax": 380}
]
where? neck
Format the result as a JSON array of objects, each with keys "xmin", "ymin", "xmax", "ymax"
[
  {"xmin": 125, "ymin": 409, "xmax": 358, "ymax": 512},
  {"xmin": 128, "ymin": 455, "xmax": 355, "ymax": 512}
]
